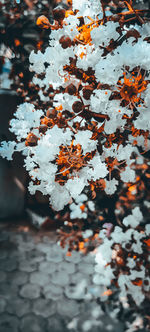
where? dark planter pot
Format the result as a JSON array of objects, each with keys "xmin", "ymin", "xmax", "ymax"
[{"xmin": 0, "ymin": 89, "xmax": 26, "ymax": 219}]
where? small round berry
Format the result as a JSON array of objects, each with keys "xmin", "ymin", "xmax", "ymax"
[
  {"xmin": 53, "ymin": 6, "xmax": 66, "ymax": 22},
  {"xmin": 72, "ymin": 101, "xmax": 83, "ymax": 113},
  {"xmin": 25, "ymin": 133, "xmax": 38, "ymax": 147},
  {"xmin": 65, "ymin": 84, "xmax": 77, "ymax": 95},
  {"xmin": 59, "ymin": 35, "xmax": 72, "ymax": 49},
  {"xmin": 83, "ymin": 85, "xmax": 93, "ymax": 100},
  {"xmin": 46, "ymin": 108, "xmax": 57, "ymax": 118}
]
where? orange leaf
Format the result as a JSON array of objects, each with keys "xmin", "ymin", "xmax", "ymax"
[
  {"xmin": 132, "ymin": 279, "xmax": 143, "ymax": 286},
  {"xmin": 101, "ymin": 289, "xmax": 113, "ymax": 296},
  {"xmin": 144, "ymin": 239, "xmax": 150, "ymax": 247},
  {"xmin": 65, "ymin": 10, "xmax": 74, "ymax": 18},
  {"xmin": 79, "ymin": 242, "xmax": 84, "ymax": 250},
  {"xmin": 36, "ymin": 16, "xmax": 51, "ymax": 29},
  {"xmin": 80, "ymin": 204, "xmax": 85, "ymax": 212}
]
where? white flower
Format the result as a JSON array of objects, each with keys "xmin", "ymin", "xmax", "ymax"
[
  {"xmin": 9, "ymin": 103, "xmax": 44, "ymax": 140},
  {"xmin": 88, "ymin": 154, "xmax": 108, "ymax": 181},
  {"xmin": 104, "ymin": 178, "xmax": 118, "ymax": 195},
  {"xmin": 65, "ymin": 177, "xmax": 86, "ymax": 199},
  {"xmin": 120, "ymin": 166, "xmax": 136, "ymax": 183},
  {"xmin": 0, "ymin": 141, "xmax": 16, "ymax": 160},
  {"xmin": 73, "ymin": 130, "xmax": 97, "ymax": 153},
  {"xmin": 50, "ymin": 183, "xmax": 71, "ymax": 211}
]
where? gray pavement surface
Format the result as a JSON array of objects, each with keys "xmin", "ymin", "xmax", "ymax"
[{"xmin": 0, "ymin": 221, "xmax": 142, "ymax": 332}]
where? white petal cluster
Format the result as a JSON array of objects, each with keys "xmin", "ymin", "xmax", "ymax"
[
  {"xmin": 0, "ymin": 1, "xmax": 149, "ymax": 214},
  {"xmin": 94, "ymin": 207, "xmax": 149, "ymax": 304}
]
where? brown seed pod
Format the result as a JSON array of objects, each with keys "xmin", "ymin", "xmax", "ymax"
[
  {"xmin": 25, "ymin": 133, "xmax": 38, "ymax": 147},
  {"xmin": 46, "ymin": 108, "xmax": 57, "ymax": 118},
  {"xmin": 39, "ymin": 125, "xmax": 47, "ymax": 134},
  {"xmin": 83, "ymin": 85, "xmax": 94, "ymax": 100},
  {"xmin": 59, "ymin": 35, "xmax": 72, "ymax": 49},
  {"xmin": 53, "ymin": 6, "xmax": 66, "ymax": 23},
  {"xmin": 72, "ymin": 101, "xmax": 84, "ymax": 113},
  {"xmin": 65, "ymin": 83, "xmax": 77, "ymax": 95}
]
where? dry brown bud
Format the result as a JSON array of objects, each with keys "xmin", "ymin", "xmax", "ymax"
[
  {"xmin": 65, "ymin": 84, "xmax": 77, "ymax": 95},
  {"xmin": 39, "ymin": 125, "xmax": 47, "ymax": 134},
  {"xmin": 72, "ymin": 101, "xmax": 84, "ymax": 113},
  {"xmin": 83, "ymin": 85, "xmax": 94, "ymax": 100},
  {"xmin": 25, "ymin": 133, "xmax": 38, "ymax": 147},
  {"xmin": 53, "ymin": 6, "xmax": 66, "ymax": 22},
  {"xmin": 46, "ymin": 108, "xmax": 57, "ymax": 118},
  {"xmin": 59, "ymin": 35, "xmax": 72, "ymax": 49}
]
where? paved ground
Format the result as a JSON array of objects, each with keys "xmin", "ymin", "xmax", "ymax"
[{"xmin": 0, "ymin": 220, "xmax": 145, "ymax": 332}]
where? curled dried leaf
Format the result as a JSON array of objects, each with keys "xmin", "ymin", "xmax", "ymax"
[{"xmin": 36, "ymin": 15, "xmax": 51, "ymax": 29}]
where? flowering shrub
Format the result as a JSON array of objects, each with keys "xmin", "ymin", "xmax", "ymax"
[{"xmin": 0, "ymin": 0, "xmax": 150, "ymax": 305}]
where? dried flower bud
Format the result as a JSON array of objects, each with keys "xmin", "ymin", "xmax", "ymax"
[
  {"xmin": 25, "ymin": 133, "xmax": 38, "ymax": 147},
  {"xmin": 46, "ymin": 108, "xmax": 57, "ymax": 118},
  {"xmin": 72, "ymin": 101, "xmax": 84, "ymax": 113},
  {"xmin": 83, "ymin": 85, "xmax": 94, "ymax": 100},
  {"xmin": 144, "ymin": 279, "xmax": 149, "ymax": 286},
  {"xmin": 39, "ymin": 125, "xmax": 47, "ymax": 134},
  {"xmin": 76, "ymin": 69, "xmax": 83, "ymax": 79},
  {"xmin": 59, "ymin": 35, "xmax": 72, "ymax": 49},
  {"xmin": 36, "ymin": 15, "xmax": 51, "ymax": 29},
  {"xmin": 53, "ymin": 6, "xmax": 66, "ymax": 22},
  {"xmin": 65, "ymin": 83, "xmax": 77, "ymax": 95}
]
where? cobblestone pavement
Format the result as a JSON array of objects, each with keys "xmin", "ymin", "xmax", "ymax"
[{"xmin": 0, "ymin": 221, "xmax": 126, "ymax": 332}]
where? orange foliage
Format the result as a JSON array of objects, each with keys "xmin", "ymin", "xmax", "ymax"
[
  {"xmin": 36, "ymin": 15, "xmax": 51, "ymax": 29},
  {"xmin": 117, "ymin": 71, "xmax": 147, "ymax": 106},
  {"xmin": 144, "ymin": 239, "xmax": 150, "ymax": 247},
  {"xmin": 102, "ymin": 289, "xmax": 113, "ymax": 296},
  {"xmin": 132, "ymin": 279, "xmax": 143, "ymax": 286}
]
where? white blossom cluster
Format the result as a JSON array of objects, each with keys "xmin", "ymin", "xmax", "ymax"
[
  {"xmin": 94, "ymin": 207, "xmax": 150, "ymax": 305},
  {"xmin": 0, "ymin": 0, "xmax": 149, "ymax": 309},
  {"xmin": 0, "ymin": 0, "xmax": 150, "ymax": 214}
]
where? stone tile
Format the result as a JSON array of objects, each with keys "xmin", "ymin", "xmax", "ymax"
[
  {"xmin": 11, "ymin": 233, "xmax": 24, "ymax": 245},
  {"xmin": 6, "ymin": 298, "xmax": 31, "ymax": 317},
  {"xmin": 9, "ymin": 250, "xmax": 20, "ymax": 259},
  {"xmin": 0, "ymin": 258, "xmax": 17, "ymax": 272},
  {"xmin": 0, "ymin": 249, "xmax": 8, "ymax": 259},
  {"xmin": 25, "ymin": 249, "xmax": 44, "ymax": 263},
  {"xmin": 20, "ymin": 284, "xmax": 40, "ymax": 299},
  {"xmin": 0, "ymin": 299, "xmax": 6, "ymax": 313},
  {"xmin": 0, "ymin": 231, "xmax": 9, "ymax": 242},
  {"xmin": 0, "ymin": 283, "xmax": 18, "ymax": 300},
  {"xmin": 78, "ymin": 263, "xmax": 94, "ymax": 275},
  {"xmin": 47, "ymin": 315, "xmax": 67, "ymax": 332},
  {"xmin": 65, "ymin": 283, "xmax": 86, "ymax": 300},
  {"xmin": 57, "ymin": 261, "xmax": 75, "ymax": 274},
  {"xmin": 0, "ymin": 271, "xmax": 7, "ymax": 282},
  {"xmin": 7, "ymin": 271, "xmax": 28, "ymax": 286},
  {"xmin": 39, "ymin": 261, "xmax": 57, "ymax": 274},
  {"xmin": 82, "ymin": 253, "xmax": 95, "ymax": 264},
  {"xmin": 32, "ymin": 299, "xmax": 56, "ymax": 318},
  {"xmin": 0, "ymin": 313, "xmax": 19, "ymax": 332},
  {"xmin": 42, "ymin": 236, "xmax": 56, "ymax": 245},
  {"xmin": 43, "ymin": 291, "xmax": 63, "ymax": 301},
  {"xmin": 19, "ymin": 260, "xmax": 37, "ymax": 272},
  {"xmin": 18, "ymin": 241, "xmax": 35, "ymax": 252},
  {"xmin": 65, "ymin": 251, "xmax": 81, "ymax": 264},
  {"xmin": 46, "ymin": 246, "xmax": 63, "ymax": 263},
  {"xmin": 20, "ymin": 314, "xmax": 47, "ymax": 332},
  {"xmin": 43, "ymin": 284, "xmax": 63, "ymax": 300},
  {"xmin": 70, "ymin": 272, "xmax": 89, "ymax": 284},
  {"xmin": 30, "ymin": 272, "xmax": 51, "ymax": 287},
  {"xmin": 57, "ymin": 298, "xmax": 80, "ymax": 317},
  {"xmin": 36, "ymin": 243, "xmax": 52, "ymax": 254},
  {"xmin": 51, "ymin": 271, "xmax": 69, "ymax": 286}
]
